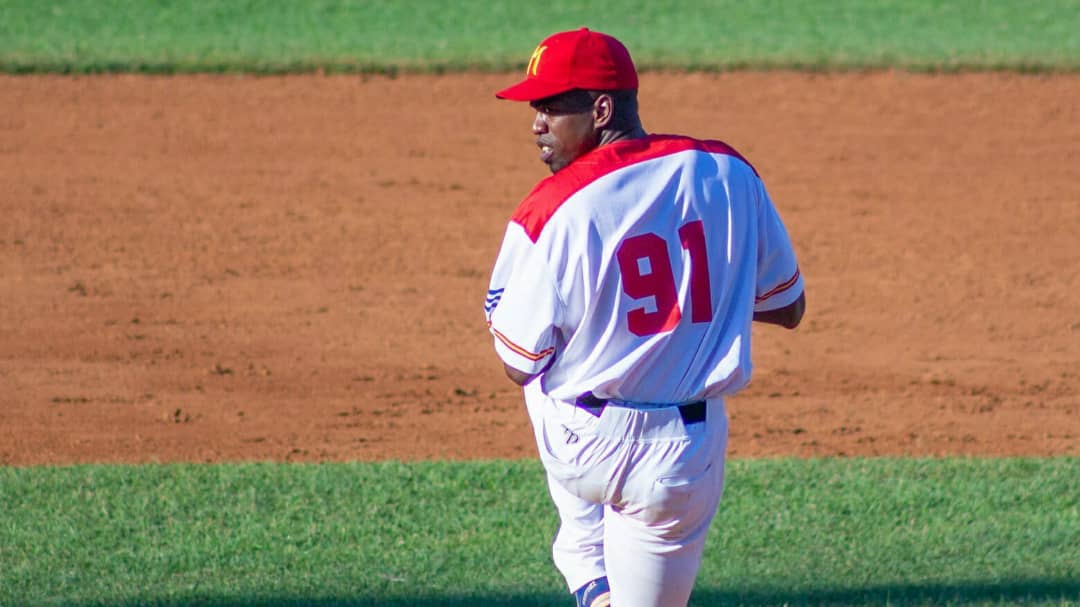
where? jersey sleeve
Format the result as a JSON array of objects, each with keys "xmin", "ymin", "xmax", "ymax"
[
  {"xmin": 485, "ymin": 223, "xmax": 564, "ymax": 374},
  {"xmin": 754, "ymin": 181, "xmax": 804, "ymax": 312}
]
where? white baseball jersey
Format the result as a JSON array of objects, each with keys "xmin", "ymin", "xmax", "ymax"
[{"xmin": 485, "ymin": 134, "xmax": 803, "ymax": 406}]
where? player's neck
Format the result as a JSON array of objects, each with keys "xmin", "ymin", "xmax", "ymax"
[{"xmin": 599, "ymin": 125, "xmax": 648, "ymax": 147}]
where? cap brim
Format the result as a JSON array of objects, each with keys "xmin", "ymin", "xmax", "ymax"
[{"xmin": 495, "ymin": 77, "xmax": 575, "ymax": 102}]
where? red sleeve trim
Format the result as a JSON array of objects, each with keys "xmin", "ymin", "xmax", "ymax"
[
  {"xmin": 488, "ymin": 322, "xmax": 556, "ymax": 362},
  {"xmin": 511, "ymin": 134, "xmax": 758, "ymax": 243},
  {"xmin": 756, "ymin": 268, "xmax": 801, "ymax": 303}
]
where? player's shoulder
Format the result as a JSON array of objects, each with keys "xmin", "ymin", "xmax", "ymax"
[
  {"xmin": 510, "ymin": 134, "xmax": 756, "ymax": 242},
  {"xmin": 660, "ymin": 134, "xmax": 759, "ymax": 177}
]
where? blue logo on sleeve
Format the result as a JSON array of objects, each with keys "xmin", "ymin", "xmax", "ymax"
[{"xmin": 485, "ymin": 288, "xmax": 504, "ymax": 314}]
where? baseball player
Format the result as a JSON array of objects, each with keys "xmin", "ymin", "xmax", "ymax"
[{"xmin": 484, "ymin": 28, "xmax": 805, "ymax": 607}]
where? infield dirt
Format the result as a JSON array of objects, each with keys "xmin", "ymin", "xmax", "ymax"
[{"xmin": 1, "ymin": 72, "xmax": 1077, "ymax": 465}]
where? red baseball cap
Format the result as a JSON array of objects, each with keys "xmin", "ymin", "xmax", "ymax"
[{"xmin": 495, "ymin": 28, "xmax": 638, "ymax": 102}]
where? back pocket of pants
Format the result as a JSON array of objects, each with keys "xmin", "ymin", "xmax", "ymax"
[{"xmin": 643, "ymin": 462, "xmax": 715, "ymax": 523}]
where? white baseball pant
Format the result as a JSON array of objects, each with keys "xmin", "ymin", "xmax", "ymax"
[{"xmin": 523, "ymin": 381, "xmax": 729, "ymax": 607}]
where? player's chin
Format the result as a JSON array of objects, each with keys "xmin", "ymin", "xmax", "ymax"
[
  {"xmin": 547, "ymin": 148, "xmax": 588, "ymax": 173},
  {"xmin": 546, "ymin": 157, "xmax": 569, "ymax": 174}
]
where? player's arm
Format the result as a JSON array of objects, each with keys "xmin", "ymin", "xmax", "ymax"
[
  {"xmin": 752, "ymin": 176, "xmax": 805, "ymax": 330},
  {"xmin": 485, "ymin": 223, "xmax": 563, "ymax": 387},
  {"xmin": 753, "ymin": 291, "xmax": 805, "ymax": 329},
  {"xmin": 503, "ymin": 363, "xmax": 537, "ymax": 386}
]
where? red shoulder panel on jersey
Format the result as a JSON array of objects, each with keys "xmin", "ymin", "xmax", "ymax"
[{"xmin": 510, "ymin": 134, "xmax": 758, "ymax": 243}]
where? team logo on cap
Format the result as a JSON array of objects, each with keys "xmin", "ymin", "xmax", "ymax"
[{"xmin": 527, "ymin": 45, "xmax": 547, "ymax": 77}]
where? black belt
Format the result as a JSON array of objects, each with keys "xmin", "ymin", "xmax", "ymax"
[{"xmin": 574, "ymin": 393, "xmax": 707, "ymax": 425}]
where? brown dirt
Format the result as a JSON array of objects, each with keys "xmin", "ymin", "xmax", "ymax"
[{"xmin": 1, "ymin": 72, "xmax": 1077, "ymax": 466}]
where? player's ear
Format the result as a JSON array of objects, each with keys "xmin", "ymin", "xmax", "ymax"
[{"xmin": 593, "ymin": 93, "xmax": 614, "ymax": 129}]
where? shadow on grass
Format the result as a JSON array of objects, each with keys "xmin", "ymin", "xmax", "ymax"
[
  {"xmin": 64, "ymin": 578, "xmax": 1079, "ymax": 607},
  {"xmin": 694, "ymin": 579, "xmax": 1080, "ymax": 606}
]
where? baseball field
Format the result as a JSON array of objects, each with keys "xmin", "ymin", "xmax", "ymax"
[{"xmin": 1, "ymin": 1, "xmax": 1078, "ymax": 605}]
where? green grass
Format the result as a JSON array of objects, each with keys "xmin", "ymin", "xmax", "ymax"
[
  {"xmin": 1, "ymin": 0, "xmax": 1078, "ymax": 73},
  {"xmin": 1, "ymin": 458, "xmax": 1077, "ymax": 606}
]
